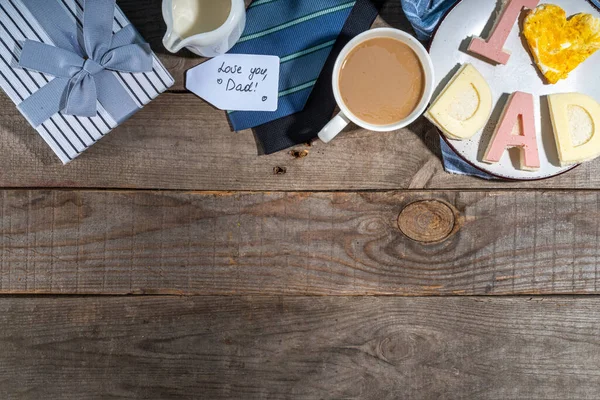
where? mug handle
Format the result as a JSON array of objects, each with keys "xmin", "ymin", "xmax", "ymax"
[{"xmin": 318, "ymin": 112, "xmax": 350, "ymax": 143}]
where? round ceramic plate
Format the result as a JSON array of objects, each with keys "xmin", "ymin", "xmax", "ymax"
[{"xmin": 429, "ymin": 0, "xmax": 600, "ymax": 180}]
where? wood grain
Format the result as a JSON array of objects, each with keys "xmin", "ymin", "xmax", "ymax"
[
  {"xmin": 4, "ymin": 3, "xmax": 596, "ymax": 398},
  {"xmin": 2, "ymin": 92, "xmax": 600, "ymax": 191},
  {"xmin": 0, "ymin": 295, "xmax": 599, "ymax": 399},
  {"xmin": 3, "ymin": 2, "xmax": 596, "ymax": 191},
  {"xmin": 1, "ymin": 189, "xmax": 599, "ymax": 295}
]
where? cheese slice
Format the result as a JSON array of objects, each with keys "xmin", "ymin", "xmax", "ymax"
[
  {"xmin": 425, "ymin": 64, "xmax": 493, "ymax": 140},
  {"xmin": 548, "ymin": 93, "xmax": 600, "ymax": 166}
]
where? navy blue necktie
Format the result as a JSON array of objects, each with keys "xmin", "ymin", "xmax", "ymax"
[{"xmin": 227, "ymin": 0, "xmax": 356, "ymax": 131}]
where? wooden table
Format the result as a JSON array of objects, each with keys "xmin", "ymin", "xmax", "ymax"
[{"xmin": 1, "ymin": 1, "xmax": 600, "ymax": 399}]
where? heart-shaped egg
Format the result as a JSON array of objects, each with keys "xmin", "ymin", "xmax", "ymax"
[{"xmin": 523, "ymin": 4, "xmax": 600, "ymax": 84}]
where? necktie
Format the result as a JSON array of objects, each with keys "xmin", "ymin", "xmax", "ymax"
[
  {"xmin": 253, "ymin": 0, "xmax": 381, "ymax": 154},
  {"xmin": 227, "ymin": 0, "xmax": 356, "ymax": 131}
]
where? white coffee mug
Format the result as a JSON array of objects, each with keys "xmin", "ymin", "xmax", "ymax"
[
  {"xmin": 162, "ymin": 0, "xmax": 246, "ymax": 57},
  {"xmin": 318, "ymin": 28, "xmax": 435, "ymax": 143}
]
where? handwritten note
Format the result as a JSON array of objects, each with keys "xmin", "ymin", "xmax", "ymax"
[{"xmin": 186, "ymin": 54, "xmax": 280, "ymax": 112}]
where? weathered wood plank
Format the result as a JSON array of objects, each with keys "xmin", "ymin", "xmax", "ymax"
[
  {"xmin": 0, "ymin": 295, "xmax": 598, "ymax": 399},
  {"xmin": 6, "ymin": 2, "xmax": 593, "ymax": 190},
  {"xmin": 2, "ymin": 92, "xmax": 600, "ymax": 191},
  {"xmin": 0, "ymin": 189, "xmax": 599, "ymax": 295}
]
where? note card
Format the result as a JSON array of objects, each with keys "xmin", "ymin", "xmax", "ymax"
[{"xmin": 186, "ymin": 54, "xmax": 280, "ymax": 112}]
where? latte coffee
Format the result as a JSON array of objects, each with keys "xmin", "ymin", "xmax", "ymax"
[{"xmin": 338, "ymin": 37, "xmax": 425, "ymax": 126}]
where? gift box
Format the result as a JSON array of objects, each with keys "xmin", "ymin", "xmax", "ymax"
[{"xmin": 0, "ymin": 0, "xmax": 174, "ymax": 163}]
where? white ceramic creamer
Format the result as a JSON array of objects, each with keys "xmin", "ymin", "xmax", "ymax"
[{"xmin": 162, "ymin": 0, "xmax": 246, "ymax": 57}]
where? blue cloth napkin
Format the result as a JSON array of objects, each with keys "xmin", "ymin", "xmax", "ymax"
[
  {"xmin": 402, "ymin": 0, "xmax": 458, "ymax": 41},
  {"xmin": 401, "ymin": 0, "xmax": 600, "ymax": 179},
  {"xmin": 227, "ymin": 0, "xmax": 355, "ymax": 131}
]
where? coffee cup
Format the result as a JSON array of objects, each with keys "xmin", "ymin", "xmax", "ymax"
[{"xmin": 318, "ymin": 28, "xmax": 435, "ymax": 143}]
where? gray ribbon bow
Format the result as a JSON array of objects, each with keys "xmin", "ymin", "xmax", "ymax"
[{"xmin": 17, "ymin": 0, "xmax": 153, "ymax": 127}]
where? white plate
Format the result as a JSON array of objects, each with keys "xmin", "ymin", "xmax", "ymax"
[{"xmin": 429, "ymin": 0, "xmax": 600, "ymax": 180}]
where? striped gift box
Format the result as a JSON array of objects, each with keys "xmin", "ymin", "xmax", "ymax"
[{"xmin": 0, "ymin": 0, "xmax": 174, "ymax": 164}]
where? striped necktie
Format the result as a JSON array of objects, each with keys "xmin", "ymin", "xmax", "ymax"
[{"xmin": 227, "ymin": 0, "xmax": 356, "ymax": 131}]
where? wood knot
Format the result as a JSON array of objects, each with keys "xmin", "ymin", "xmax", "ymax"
[{"xmin": 398, "ymin": 200, "xmax": 456, "ymax": 243}]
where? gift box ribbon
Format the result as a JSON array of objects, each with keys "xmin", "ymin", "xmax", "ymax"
[{"xmin": 16, "ymin": 0, "xmax": 153, "ymax": 127}]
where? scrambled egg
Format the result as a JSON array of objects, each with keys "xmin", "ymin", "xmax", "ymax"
[{"xmin": 523, "ymin": 4, "xmax": 600, "ymax": 84}]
